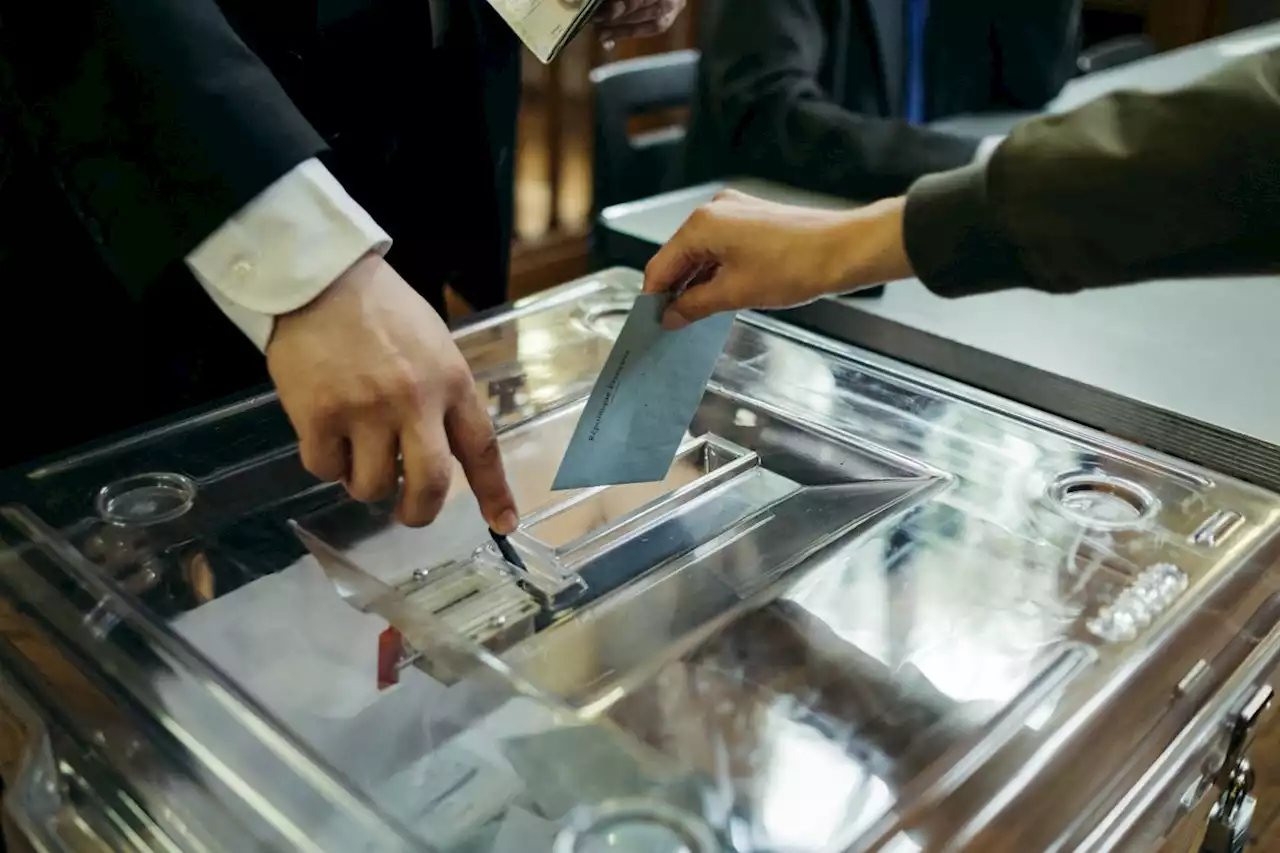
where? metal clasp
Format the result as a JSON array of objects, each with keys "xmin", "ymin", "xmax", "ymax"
[{"xmin": 1201, "ymin": 684, "xmax": 1273, "ymax": 853}]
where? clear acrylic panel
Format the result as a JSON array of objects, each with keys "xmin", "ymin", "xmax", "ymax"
[{"xmin": 4, "ymin": 271, "xmax": 1280, "ymax": 853}]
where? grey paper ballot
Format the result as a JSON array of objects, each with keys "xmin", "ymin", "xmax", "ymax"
[{"xmin": 552, "ymin": 294, "xmax": 735, "ymax": 491}]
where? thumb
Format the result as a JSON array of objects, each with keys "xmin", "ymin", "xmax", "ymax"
[{"xmin": 662, "ymin": 268, "xmax": 738, "ymax": 329}]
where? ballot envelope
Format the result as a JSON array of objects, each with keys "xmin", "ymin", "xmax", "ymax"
[{"xmin": 1, "ymin": 268, "xmax": 1279, "ymax": 852}]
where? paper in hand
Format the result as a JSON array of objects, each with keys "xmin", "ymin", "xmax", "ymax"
[
  {"xmin": 552, "ymin": 294, "xmax": 735, "ymax": 491},
  {"xmin": 484, "ymin": 0, "xmax": 606, "ymax": 63}
]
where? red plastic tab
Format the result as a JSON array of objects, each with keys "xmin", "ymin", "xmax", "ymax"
[{"xmin": 377, "ymin": 626, "xmax": 404, "ymax": 690}]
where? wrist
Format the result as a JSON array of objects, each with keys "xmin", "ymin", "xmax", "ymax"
[
  {"xmin": 269, "ymin": 252, "xmax": 385, "ymax": 354},
  {"xmin": 821, "ymin": 197, "xmax": 913, "ymax": 294},
  {"xmin": 282, "ymin": 251, "xmax": 382, "ymax": 319}
]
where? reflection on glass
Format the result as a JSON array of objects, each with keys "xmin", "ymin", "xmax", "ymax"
[
  {"xmin": 458, "ymin": 277, "xmax": 640, "ymax": 429},
  {"xmin": 758, "ymin": 713, "xmax": 895, "ymax": 851}
]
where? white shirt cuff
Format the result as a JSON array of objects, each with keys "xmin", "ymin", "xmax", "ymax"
[
  {"xmin": 185, "ymin": 158, "xmax": 392, "ymax": 351},
  {"xmin": 974, "ymin": 134, "xmax": 1005, "ymax": 166}
]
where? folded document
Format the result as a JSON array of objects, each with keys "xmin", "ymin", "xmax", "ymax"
[{"xmin": 484, "ymin": 0, "xmax": 606, "ymax": 63}]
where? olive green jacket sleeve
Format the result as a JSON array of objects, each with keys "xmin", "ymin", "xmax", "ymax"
[{"xmin": 902, "ymin": 48, "xmax": 1280, "ymax": 297}]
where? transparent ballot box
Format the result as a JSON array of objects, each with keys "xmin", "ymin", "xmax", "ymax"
[{"xmin": 3, "ymin": 268, "xmax": 1280, "ymax": 853}]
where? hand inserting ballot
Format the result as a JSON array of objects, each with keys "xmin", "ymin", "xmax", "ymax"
[
  {"xmin": 594, "ymin": 0, "xmax": 686, "ymax": 43},
  {"xmin": 267, "ymin": 253, "xmax": 518, "ymax": 532},
  {"xmin": 643, "ymin": 189, "xmax": 914, "ymax": 329}
]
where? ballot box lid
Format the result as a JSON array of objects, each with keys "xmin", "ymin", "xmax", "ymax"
[{"xmin": 2, "ymin": 269, "xmax": 1280, "ymax": 853}]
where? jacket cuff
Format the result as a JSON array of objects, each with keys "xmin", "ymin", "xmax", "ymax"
[{"xmin": 902, "ymin": 161, "xmax": 1032, "ymax": 298}]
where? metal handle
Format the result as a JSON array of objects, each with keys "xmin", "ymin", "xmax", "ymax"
[
  {"xmin": 1074, "ymin": 591, "xmax": 1280, "ymax": 852},
  {"xmin": 1200, "ymin": 760, "xmax": 1256, "ymax": 853},
  {"xmin": 1, "ymin": 681, "xmax": 174, "ymax": 853},
  {"xmin": 1200, "ymin": 684, "xmax": 1273, "ymax": 853}
]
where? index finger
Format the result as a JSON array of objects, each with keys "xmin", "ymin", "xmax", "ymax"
[{"xmin": 445, "ymin": 390, "xmax": 518, "ymax": 535}]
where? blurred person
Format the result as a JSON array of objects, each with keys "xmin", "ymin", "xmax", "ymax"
[
  {"xmin": 646, "ymin": 49, "xmax": 1280, "ymax": 325},
  {"xmin": 0, "ymin": 0, "xmax": 685, "ymax": 529},
  {"xmin": 682, "ymin": 0, "xmax": 1081, "ymax": 200}
]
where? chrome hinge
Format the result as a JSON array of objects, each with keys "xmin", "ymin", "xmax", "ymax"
[{"xmin": 1200, "ymin": 684, "xmax": 1273, "ymax": 853}]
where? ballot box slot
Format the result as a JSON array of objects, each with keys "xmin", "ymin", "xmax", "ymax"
[
  {"xmin": 293, "ymin": 408, "xmax": 948, "ymax": 696},
  {"xmin": 518, "ymin": 435, "xmax": 760, "ymax": 556},
  {"xmin": 495, "ymin": 475, "xmax": 947, "ymax": 713},
  {"xmin": 386, "ymin": 434, "xmax": 780, "ymax": 620},
  {"xmin": 507, "ymin": 462, "xmax": 798, "ymax": 617}
]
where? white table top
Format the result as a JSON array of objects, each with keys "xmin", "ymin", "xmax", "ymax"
[
  {"xmin": 597, "ymin": 20, "xmax": 1280, "ymax": 449},
  {"xmin": 1054, "ymin": 19, "xmax": 1280, "ymax": 110}
]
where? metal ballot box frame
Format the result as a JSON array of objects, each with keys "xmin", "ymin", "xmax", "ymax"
[{"xmin": 0, "ymin": 269, "xmax": 1278, "ymax": 853}]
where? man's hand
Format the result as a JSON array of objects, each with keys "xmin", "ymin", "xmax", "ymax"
[
  {"xmin": 595, "ymin": 0, "xmax": 686, "ymax": 42},
  {"xmin": 642, "ymin": 190, "xmax": 914, "ymax": 329},
  {"xmin": 267, "ymin": 254, "xmax": 517, "ymax": 531}
]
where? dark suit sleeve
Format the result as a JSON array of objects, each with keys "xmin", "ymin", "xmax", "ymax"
[
  {"xmin": 700, "ymin": 0, "xmax": 978, "ymax": 200},
  {"xmin": 903, "ymin": 49, "xmax": 1280, "ymax": 297},
  {"xmin": 0, "ymin": 0, "xmax": 327, "ymax": 296},
  {"xmin": 990, "ymin": 0, "xmax": 1081, "ymax": 108}
]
